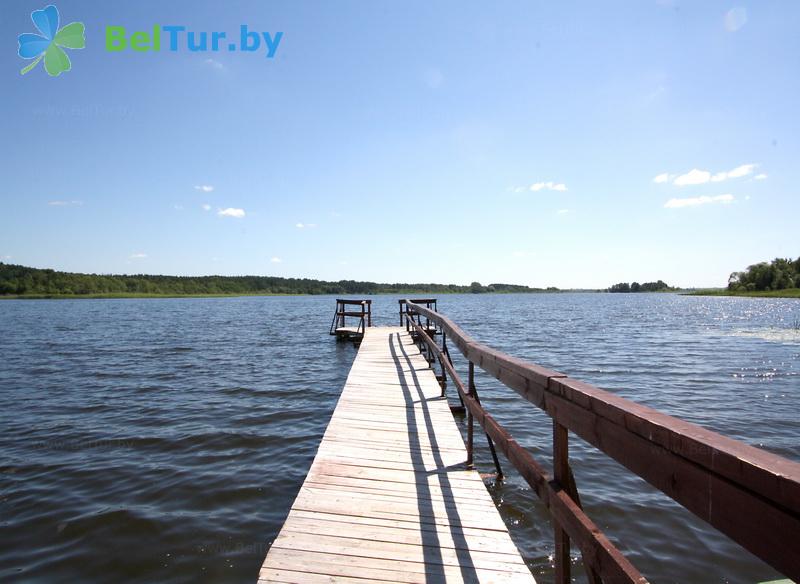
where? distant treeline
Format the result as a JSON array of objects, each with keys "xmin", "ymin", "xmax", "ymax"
[
  {"xmin": 0, "ymin": 263, "xmax": 555, "ymax": 296},
  {"xmin": 728, "ymin": 257, "xmax": 800, "ymax": 292},
  {"xmin": 608, "ymin": 280, "xmax": 674, "ymax": 293}
]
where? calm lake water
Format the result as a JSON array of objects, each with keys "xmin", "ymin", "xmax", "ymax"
[{"xmin": 0, "ymin": 293, "xmax": 798, "ymax": 583}]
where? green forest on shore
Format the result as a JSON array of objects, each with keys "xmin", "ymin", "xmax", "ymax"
[
  {"xmin": 0, "ymin": 263, "xmax": 554, "ymax": 298},
  {"xmin": 688, "ymin": 256, "xmax": 800, "ymax": 298},
  {"xmin": 607, "ymin": 280, "xmax": 674, "ymax": 293},
  {"xmin": 3, "ymin": 257, "xmax": 798, "ymax": 299}
]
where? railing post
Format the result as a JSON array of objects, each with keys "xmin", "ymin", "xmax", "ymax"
[
  {"xmin": 467, "ymin": 361, "xmax": 475, "ymax": 469},
  {"xmin": 554, "ymin": 420, "xmax": 570, "ymax": 584},
  {"xmin": 439, "ymin": 332, "xmax": 448, "ymax": 393}
]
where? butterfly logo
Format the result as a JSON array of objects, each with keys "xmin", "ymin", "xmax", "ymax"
[{"xmin": 18, "ymin": 5, "xmax": 85, "ymax": 77}]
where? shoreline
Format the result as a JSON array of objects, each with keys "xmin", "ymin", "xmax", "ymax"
[
  {"xmin": 0, "ymin": 290, "xmax": 578, "ymax": 300},
  {"xmin": 684, "ymin": 288, "xmax": 800, "ymax": 299},
  {"xmin": 4, "ymin": 290, "xmax": 798, "ymax": 300}
]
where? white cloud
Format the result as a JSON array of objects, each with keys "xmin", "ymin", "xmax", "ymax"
[
  {"xmin": 202, "ymin": 203, "xmax": 212, "ymax": 211},
  {"xmin": 130, "ymin": 252, "xmax": 148, "ymax": 259},
  {"xmin": 1, "ymin": 255, "xmax": 11, "ymax": 260},
  {"xmin": 754, "ymin": 173, "xmax": 768, "ymax": 180},
  {"xmin": 664, "ymin": 194, "xmax": 735, "ymax": 208},
  {"xmin": 724, "ymin": 7, "xmax": 747, "ymax": 32},
  {"xmin": 204, "ymin": 58, "xmax": 224, "ymax": 70},
  {"xmin": 270, "ymin": 257, "xmax": 282, "ymax": 263},
  {"xmin": 673, "ymin": 168, "xmax": 712, "ymax": 186},
  {"xmin": 218, "ymin": 207, "xmax": 245, "ymax": 218},
  {"xmin": 295, "ymin": 222, "xmax": 317, "ymax": 228},
  {"xmin": 653, "ymin": 173, "xmax": 671, "ymax": 183},
  {"xmin": 711, "ymin": 164, "xmax": 756, "ymax": 182},
  {"xmin": 671, "ymin": 164, "xmax": 756, "ymax": 186},
  {"xmin": 174, "ymin": 204, "xmax": 184, "ymax": 210},
  {"xmin": 194, "ymin": 185, "xmax": 214, "ymax": 192},
  {"xmin": 726, "ymin": 163, "xmax": 757, "ymax": 178},
  {"xmin": 557, "ymin": 209, "xmax": 570, "ymax": 215},
  {"xmin": 530, "ymin": 181, "xmax": 568, "ymax": 192},
  {"xmin": 48, "ymin": 200, "xmax": 83, "ymax": 206}
]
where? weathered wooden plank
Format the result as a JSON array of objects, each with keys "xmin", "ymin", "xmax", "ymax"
[
  {"xmin": 287, "ymin": 509, "xmax": 515, "ymax": 541},
  {"xmin": 259, "ymin": 327, "xmax": 535, "ymax": 583},
  {"xmin": 260, "ymin": 548, "xmax": 530, "ymax": 583},
  {"xmin": 303, "ymin": 473, "xmax": 491, "ymax": 500},
  {"xmin": 271, "ymin": 532, "xmax": 531, "ymax": 572},
  {"xmin": 314, "ymin": 445, "xmax": 467, "ymax": 467},
  {"xmin": 320, "ymin": 437, "xmax": 467, "ymax": 456},
  {"xmin": 298, "ymin": 484, "xmax": 508, "ymax": 516},
  {"xmin": 290, "ymin": 491, "xmax": 509, "ymax": 532}
]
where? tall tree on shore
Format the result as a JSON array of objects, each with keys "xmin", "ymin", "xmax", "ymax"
[{"xmin": 728, "ymin": 257, "xmax": 800, "ymax": 292}]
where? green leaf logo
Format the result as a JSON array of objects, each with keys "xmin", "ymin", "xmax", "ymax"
[{"xmin": 18, "ymin": 5, "xmax": 85, "ymax": 77}]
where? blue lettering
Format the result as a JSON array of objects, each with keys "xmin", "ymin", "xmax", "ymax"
[
  {"xmin": 188, "ymin": 31, "xmax": 207, "ymax": 52},
  {"xmin": 211, "ymin": 31, "xmax": 226, "ymax": 51},
  {"xmin": 240, "ymin": 25, "xmax": 260, "ymax": 52},
  {"xmin": 262, "ymin": 32, "xmax": 283, "ymax": 58},
  {"xmin": 163, "ymin": 25, "xmax": 185, "ymax": 51}
]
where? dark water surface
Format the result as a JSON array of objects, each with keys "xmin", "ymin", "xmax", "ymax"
[{"xmin": 0, "ymin": 294, "xmax": 798, "ymax": 583}]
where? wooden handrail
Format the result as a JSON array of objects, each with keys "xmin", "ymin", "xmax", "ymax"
[
  {"xmin": 399, "ymin": 298, "xmax": 437, "ymax": 326},
  {"xmin": 402, "ymin": 300, "xmax": 800, "ymax": 582},
  {"xmin": 335, "ymin": 298, "xmax": 372, "ymax": 306}
]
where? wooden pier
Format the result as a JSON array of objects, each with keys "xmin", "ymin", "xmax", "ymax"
[
  {"xmin": 260, "ymin": 300, "xmax": 800, "ymax": 583},
  {"xmin": 259, "ymin": 327, "xmax": 535, "ymax": 583}
]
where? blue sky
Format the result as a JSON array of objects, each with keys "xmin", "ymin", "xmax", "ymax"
[{"xmin": 2, "ymin": 1, "xmax": 798, "ymax": 288}]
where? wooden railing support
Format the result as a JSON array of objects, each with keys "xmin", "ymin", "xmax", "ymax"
[
  {"xmin": 439, "ymin": 332, "xmax": 448, "ymax": 391},
  {"xmin": 467, "ymin": 361, "xmax": 475, "ymax": 469},
  {"xmin": 553, "ymin": 420, "xmax": 571, "ymax": 584}
]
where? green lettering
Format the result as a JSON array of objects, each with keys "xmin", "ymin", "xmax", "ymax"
[
  {"xmin": 153, "ymin": 24, "xmax": 161, "ymax": 51},
  {"xmin": 105, "ymin": 26, "xmax": 127, "ymax": 51},
  {"xmin": 130, "ymin": 31, "xmax": 150, "ymax": 52}
]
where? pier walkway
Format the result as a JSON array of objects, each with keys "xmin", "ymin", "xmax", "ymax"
[{"xmin": 259, "ymin": 327, "xmax": 535, "ymax": 583}]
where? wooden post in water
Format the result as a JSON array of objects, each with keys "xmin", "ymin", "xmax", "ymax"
[{"xmin": 553, "ymin": 420, "xmax": 571, "ymax": 584}]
